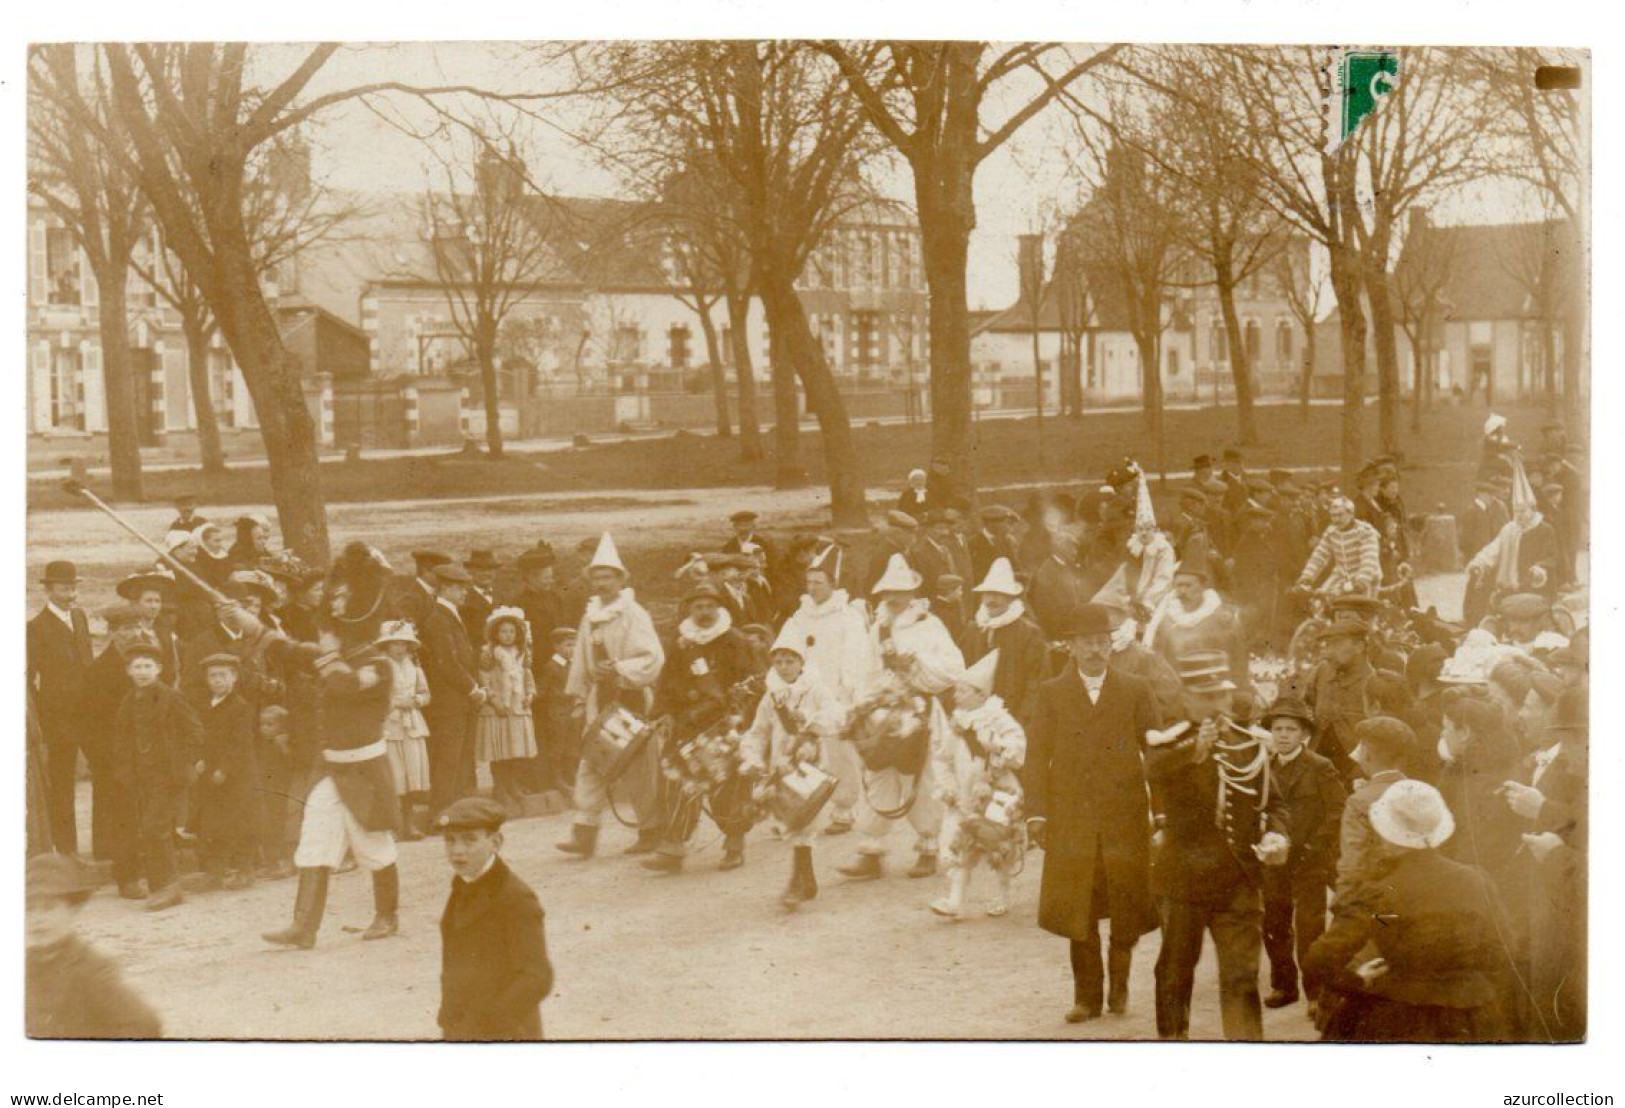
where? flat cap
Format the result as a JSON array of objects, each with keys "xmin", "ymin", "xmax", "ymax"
[
  {"xmin": 1351, "ymin": 715, "xmax": 1417, "ymax": 759},
  {"xmin": 434, "ymin": 796, "xmax": 508, "ymax": 834},
  {"xmin": 122, "ymin": 642, "xmax": 164, "ymax": 665},
  {"xmin": 199, "ymin": 653, "xmax": 241, "ymax": 672}
]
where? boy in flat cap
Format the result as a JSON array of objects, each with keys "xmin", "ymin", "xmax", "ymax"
[
  {"xmin": 435, "ymin": 797, "xmax": 554, "ymax": 1041},
  {"xmin": 196, "ymin": 654, "xmax": 259, "ymax": 890},
  {"xmin": 110, "ymin": 642, "xmax": 202, "ymax": 911}
]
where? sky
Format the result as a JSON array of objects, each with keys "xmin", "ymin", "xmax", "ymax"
[{"xmin": 284, "ymin": 42, "xmax": 1549, "ymax": 312}]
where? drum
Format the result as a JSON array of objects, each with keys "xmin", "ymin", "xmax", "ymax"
[
  {"xmin": 769, "ymin": 762, "xmax": 837, "ymax": 833},
  {"xmin": 583, "ymin": 706, "xmax": 658, "ymax": 784}
]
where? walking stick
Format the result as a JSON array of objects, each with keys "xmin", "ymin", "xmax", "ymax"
[{"xmin": 62, "ymin": 479, "xmax": 230, "ymax": 605}]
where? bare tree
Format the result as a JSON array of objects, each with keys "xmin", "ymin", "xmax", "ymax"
[
  {"xmin": 818, "ymin": 41, "xmax": 1123, "ymax": 504},
  {"xmin": 1050, "ymin": 224, "xmax": 1092, "ymax": 417},
  {"xmin": 422, "ymin": 134, "xmax": 556, "ymax": 459},
  {"xmin": 664, "ymin": 237, "xmax": 731, "ymax": 438},
  {"xmin": 1273, "ymin": 239, "xmax": 1326, "ymax": 422},
  {"xmin": 1495, "ymin": 212, "xmax": 1579, "ymax": 413},
  {"xmin": 29, "ymin": 45, "xmax": 148, "ymax": 501},
  {"xmin": 1393, "ymin": 213, "xmax": 1460, "ymax": 430}
]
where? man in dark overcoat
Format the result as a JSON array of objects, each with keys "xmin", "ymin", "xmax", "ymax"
[
  {"xmin": 1027, "ymin": 603, "xmax": 1162, "ymax": 1024},
  {"xmin": 435, "ymin": 797, "xmax": 555, "ymax": 1041},
  {"xmin": 28, "ymin": 560, "xmax": 94, "ymax": 856},
  {"xmin": 421, "ymin": 563, "xmax": 486, "ymax": 817}
]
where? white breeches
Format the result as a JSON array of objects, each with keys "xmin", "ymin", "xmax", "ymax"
[
  {"xmin": 293, "ymin": 776, "xmax": 397, "ymax": 872},
  {"xmin": 855, "ymin": 764, "xmax": 942, "ymax": 854}
]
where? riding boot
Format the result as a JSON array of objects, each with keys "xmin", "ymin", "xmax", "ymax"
[
  {"xmin": 361, "ymin": 864, "xmax": 400, "ymax": 941},
  {"xmin": 1108, "ymin": 943, "xmax": 1134, "ymax": 1014},
  {"xmin": 555, "ymin": 823, "xmax": 598, "ymax": 858},
  {"xmin": 262, "ymin": 867, "xmax": 330, "ymax": 949}
]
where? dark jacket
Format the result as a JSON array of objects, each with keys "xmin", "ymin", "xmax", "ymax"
[
  {"xmin": 27, "ymin": 606, "xmax": 93, "ymax": 742},
  {"xmin": 311, "ymin": 648, "xmax": 399, "ymax": 833},
  {"xmin": 440, "ymin": 856, "xmax": 554, "ymax": 1041},
  {"xmin": 27, "ymin": 936, "xmax": 163, "ymax": 1040},
  {"xmin": 198, "ymin": 691, "xmax": 259, "ymax": 830},
  {"xmin": 658, "ymin": 625, "xmax": 757, "ymax": 737},
  {"xmin": 111, "ymin": 682, "xmax": 202, "ymax": 794},
  {"xmin": 1028, "ymin": 666, "xmax": 1161, "ymax": 940},
  {"xmin": 959, "ymin": 610, "xmax": 1050, "ymax": 726},
  {"xmin": 1268, "ymin": 747, "xmax": 1347, "ymax": 882},
  {"xmin": 461, "ymin": 587, "xmax": 496, "ymax": 647},
  {"xmin": 421, "ymin": 599, "xmax": 480, "ymax": 704}
]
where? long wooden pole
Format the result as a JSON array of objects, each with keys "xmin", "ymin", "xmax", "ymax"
[{"xmin": 63, "ymin": 480, "xmax": 229, "ymax": 604}]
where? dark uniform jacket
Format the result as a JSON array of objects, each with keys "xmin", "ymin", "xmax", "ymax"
[
  {"xmin": 1028, "ymin": 666, "xmax": 1161, "ymax": 940},
  {"xmin": 440, "ymin": 856, "xmax": 554, "ymax": 1041},
  {"xmin": 1306, "ymin": 657, "xmax": 1376, "ymax": 782},
  {"xmin": 27, "ymin": 936, "xmax": 163, "ymax": 1040},
  {"xmin": 1145, "ymin": 721, "xmax": 1289, "ymax": 905},
  {"xmin": 311, "ymin": 649, "xmax": 398, "ymax": 833},
  {"xmin": 27, "ymin": 606, "xmax": 93, "ymax": 744}
]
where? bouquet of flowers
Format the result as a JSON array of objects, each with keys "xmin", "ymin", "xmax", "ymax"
[
  {"xmin": 663, "ymin": 718, "xmax": 748, "ymax": 801},
  {"xmin": 843, "ymin": 681, "xmax": 930, "ymax": 775},
  {"xmin": 950, "ymin": 779, "xmax": 1025, "ymax": 869}
]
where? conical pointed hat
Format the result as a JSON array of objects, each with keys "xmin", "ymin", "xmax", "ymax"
[
  {"xmin": 1509, "ymin": 455, "xmax": 1538, "ymax": 515},
  {"xmin": 1134, "ymin": 473, "xmax": 1157, "ymax": 532},
  {"xmin": 588, "ymin": 532, "xmax": 628, "ymax": 574},
  {"xmin": 972, "ymin": 556, "xmax": 1023, "ymax": 596},
  {"xmin": 810, "ymin": 542, "xmax": 843, "ymax": 581},
  {"xmin": 870, "ymin": 552, "xmax": 923, "ymax": 595},
  {"xmin": 769, "ymin": 623, "xmax": 805, "ymax": 658},
  {"xmin": 961, "ymin": 649, "xmax": 999, "ymax": 695}
]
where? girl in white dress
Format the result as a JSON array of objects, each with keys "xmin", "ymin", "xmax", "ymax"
[{"xmin": 378, "ymin": 620, "xmax": 431, "ymax": 839}]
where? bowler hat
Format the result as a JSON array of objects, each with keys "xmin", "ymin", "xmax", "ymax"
[
  {"xmin": 730, "ymin": 510, "xmax": 759, "ymax": 525},
  {"xmin": 433, "ymin": 563, "xmax": 473, "ymax": 585},
  {"xmin": 1066, "ymin": 603, "xmax": 1114, "ymax": 641},
  {"xmin": 27, "ymin": 853, "xmax": 96, "ymax": 904},
  {"xmin": 464, "ymin": 550, "xmax": 501, "ymax": 572},
  {"xmin": 411, "ymin": 550, "xmax": 452, "ymax": 574},
  {"xmin": 434, "ymin": 796, "xmax": 508, "ymax": 834},
  {"xmin": 42, "ymin": 561, "xmax": 78, "ymax": 586}
]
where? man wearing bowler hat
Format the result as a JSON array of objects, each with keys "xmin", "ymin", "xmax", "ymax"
[
  {"xmin": 392, "ymin": 550, "xmax": 453, "ymax": 628},
  {"xmin": 435, "ymin": 797, "xmax": 554, "ymax": 1040},
  {"xmin": 28, "ymin": 560, "xmax": 95, "ymax": 856},
  {"xmin": 420, "ymin": 562, "xmax": 486, "ymax": 818},
  {"xmin": 460, "ymin": 550, "xmax": 501, "ymax": 643},
  {"xmin": 722, "ymin": 509, "xmax": 776, "ymax": 571},
  {"xmin": 1027, "ymin": 603, "xmax": 1162, "ymax": 1024}
]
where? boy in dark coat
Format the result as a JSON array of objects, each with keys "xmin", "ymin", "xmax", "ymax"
[
  {"xmin": 1027, "ymin": 604, "xmax": 1161, "ymax": 1024},
  {"xmin": 536, "ymin": 627, "xmax": 581, "ymax": 792},
  {"xmin": 435, "ymin": 797, "xmax": 554, "ymax": 1041},
  {"xmin": 1257, "ymin": 696, "xmax": 1347, "ymax": 1011},
  {"xmin": 110, "ymin": 643, "xmax": 203, "ymax": 912},
  {"xmin": 197, "ymin": 654, "xmax": 260, "ymax": 889}
]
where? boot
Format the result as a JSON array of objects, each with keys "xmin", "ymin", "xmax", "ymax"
[
  {"xmin": 144, "ymin": 882, "xmax": 184, "ymax": 912},
  {"xmin": 837, "ymin": 852, "xmax": 883, "ymax": 880},
  {"xmin": 930, "ymin": 866, "xmax": 969, "ymax": 918},
  {"xmin": 782, "ymin": 846, "xmax": 816, "ymax": 907},
  {"xmin": 719, "ymin": 833, "xmax": 745, "ymax": 871},
  {"xmin": 1107, "ymin": 945, "xmax": 1133, "ymax": 1015},
  {"xmin": 1264, "ymin": 986, "xmax": 1300, "ymax": 1009},
  {"xmin": 361, "ymin": 864, "xmax": 400, "ymax": 941},
  {"xmin": 398, "ymin": 798, "xmax": 423, "ymax": 842},
  {"xmin": 555, "ymin": 823, "xmax": 598, "ymax": 858},
  {"xmin": 907, "ymin": 851, "xmax": 938, "ymax": 879},
  {"xmin": 641, "ymin": 847, "xmax": 684, "ymax": 874},
  {"xmin": 624, "ymin": 827, "xmax": 663, "ymax": 855},
  {"xmin": 262, "ymin": 867, "xmax": 330, "ymax": 949}
]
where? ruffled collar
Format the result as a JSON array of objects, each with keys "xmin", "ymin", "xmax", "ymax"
[
  {"xmin": 1164, "ymin": 588, "xmax": 1222, "ymax": 629},
  {"xmin": 953, "ymin": 694, "xmax": 1008, "ymax": 729},
  {"xmin": 585, "ymin": 588, "xmax": 636, "ymax": 624},
  {"xmin": 975, "ymin": 598, "xmax": 1026, "ymax": 631},
  {"xmin": 798, "ymin": 589, "xmax": 851, "ymax": 619},
  {"xmin": 879, "ymin": 597, "xmax": 932, "ymax": 632},
  {"xmin": 679, "ymin": 606, "xmax": 733, "ymax": 646}
]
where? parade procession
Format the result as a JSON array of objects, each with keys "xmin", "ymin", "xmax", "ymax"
[
  {"xmin": 16, "ymin": 35, "xmax": 1594, "ymax": 1070},
  {"xmin": 25, "ymin": 412, "xmax": 1589, "ymax": 1044}
]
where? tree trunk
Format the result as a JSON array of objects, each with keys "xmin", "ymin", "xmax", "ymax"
[
  {"xmin": 1300, "ymin": 322, "xmax": 1315, "ymax": 422},
  {"xmin": 1329, "ymin": 243, "xmax": 1368, "ymax": 484},
  {"xmin": 476, "ymin": 328, "xmax": 506, "ymax": 459},
  {"xmin": 210, "ymin": 252, "xmax": 331, "ymax": 564},
  {"xmin": 726, "ymin": 291, "xmax": 764, "ymax": 461},
  {"xmin": 1133, "ymin": 328, "xmax": 1166, "ymax": 479},
  {"xmin": 1364, "ymin": 261, "xmax": 1402, "ymax": 457},
  {"xmin": 758, "ymin": 269, "xmax": 867, "ymax": 528},
  {"xmin": 1214, "ymin": 265, "xmax": 1258, "ymax": 444},
  {"xmin": 182, "ymin": 313, "xmax": 228, "ymax": 477},
  {"xmin": 696, "ymin": 305, "xmax": 731, "ymax": 437},
  {"xmin": 1407, "ymin": 325, "xmax": 1425, "ymax": 434},
  {"xmin": 1541, "ymin": 321, "xmax": 1558, "ymax": 417},
  {"xmin": 915, "ymin": 172, "xmax": 978, "ymax": 506},
  {"xmin": 92, "ymin": 263, "xmax": 145, "ymax": 502}
]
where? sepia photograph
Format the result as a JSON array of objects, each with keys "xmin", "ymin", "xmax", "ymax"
[{"xmin": 8, "ymin": 6, "xmax": 1607, "ymax": 1095}]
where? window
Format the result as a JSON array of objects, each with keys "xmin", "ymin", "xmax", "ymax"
[
  {"xmin": 1210, "ymin": 319, "xmax": 1227, "ymax": 362},
  {"xmin": 667, "ymin": 323, "xmax": 691, "ymax": 370},
  {"xmin": 1244, "ymin": 319, "xmax": 1261, "ymax": 365},
  {"xmin": 610, "ymin": 324, "xmax": 641, "ymax": 365},
  {"xmin": 720, "ymin": 325, "xmax": 734, "ymax": 368},
  {"xmin": 1276, "ymin": 320, "xmax": 1294, "ymax": 366},
  {"xmin": 1167, "ymin": 347, "xmax": 1181, "ymax": 376},
  {"xmin": 210, "ymin": 347, "xmax": 237, "ymax": 429},
  {"xmin": 45, "ymin": 228, "xmax": 81, "ymax": 306},
  {"xmin": 853, "ymin": 312, "xmax": 880, "ymax": 370},
  {"xmin": 49, "ymin": 347, "xmax": 85, "ymax": 430}
]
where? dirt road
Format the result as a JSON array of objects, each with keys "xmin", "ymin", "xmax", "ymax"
[{"xmin": 72, "ymin": 810, "xmax": 1319, "ymax": 1041}]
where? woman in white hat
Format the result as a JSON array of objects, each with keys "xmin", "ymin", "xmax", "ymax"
[
  {"xmin": 1305, "ymin": 779, "xmax": 1516, "ymax": 1042},
  {"xmin": 377, "ymin": 620, "xmax": 431, "ymax": 839},
  {"xmin": 928, "ymin": 650, "xmax": 1027, "ymax": 920}
]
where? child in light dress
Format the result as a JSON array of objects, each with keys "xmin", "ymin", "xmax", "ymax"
[
  {"xmin": 478, "ymin": 608, "xmax": 539, "ymax": 814},
  {"xmin": 378, "ymin": 620, "xmax": 431, "ymax": 840}
]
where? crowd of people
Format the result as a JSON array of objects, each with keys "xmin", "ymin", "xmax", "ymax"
[{"xmin": 25, "ymin": 414, "xmax": 1588, "ymax": 1042}]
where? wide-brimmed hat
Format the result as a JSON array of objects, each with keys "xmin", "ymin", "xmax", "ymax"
[
  {"xmin": 226, "ymin": 571, "xmax": 279, "ymax": 606},
  {"xmin": 116, "ymin": 569, "xmax": 175, "ymax": 601},
  {"xmin": 41, "ymin": 560, "xmax": 78, "ymax": 586},
  {"xmin": 27, "ymin": 853, "xmax": 97, "ymax": 903},
  {"xmin": 1176, "ymin": 650, "xmax": 1235, "ymax": 693},
  {"xmin": 464, "ymin": 550, "xmax": 501, "ymax": 572},
  {"xmin": 972, "ymin": 557, "xmax": 1023, "ymax": 597},
  {"xmin": 517, "ymin": 548, "xmax": 556, "ymax": 573},
  {"xmin": 376, "ymin": 620, "xmax": 421, "ymax": 648},
  {"xmin": 484, "ymin": 606, "xmax": 530, "ymax": 644},
  {"xmin": 1259, "ymin": 696, "xmax": 1315, "ymax": 732},
  {"xmin": 1370, "ymin": 779, "xmax": 1455, "ymax": 850},
  {"xmin": 871, "ymin": 553, "xmax": 924, "ymax": 595}
]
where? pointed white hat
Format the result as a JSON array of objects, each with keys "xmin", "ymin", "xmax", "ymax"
[
  {"xmin": 960, "ymin": 649, "xmax": 999, "ymax": 695},
  {"xmin": 1134, "ymin": 472, "xmax": 1157, "ymax": 532},
  {"xmin": 810, "ymin": 542, "xmax": 843, "ymax": 581},
  {"xmin": 588, "ymin": 532, "xmax": 628, "ymax": 575},
  {"xmin": 972, "ymin": 556, "xmax": 1023, "ymax": 596},
  {"xmin": 1509, "ymin": 456, "xmax": 1538, "ymax": 515},
  {"xmin": 870, "ymin": 552, "xmax": 923, "ymax": 595},
  {"xmin": 769, "ymin": 623, "xmax": 805, "ymax": 658}
]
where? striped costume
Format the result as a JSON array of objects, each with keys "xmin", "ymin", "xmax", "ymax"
[{"xmin": 1296, "ymin": 521, "xmax": 1382, "ymax": 594}]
